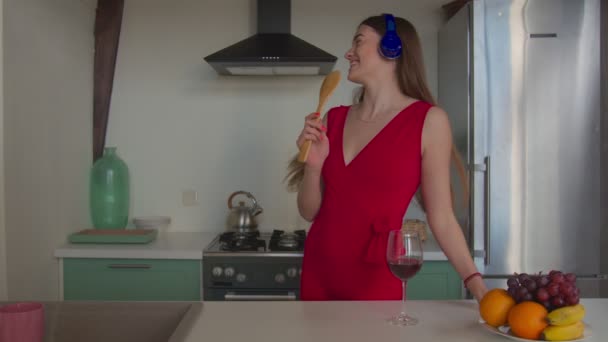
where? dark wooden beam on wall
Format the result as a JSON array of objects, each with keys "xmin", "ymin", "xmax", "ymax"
[
  {"xmin": 442, "ymin": 0, "xmax": 472, "ymax": 21},
  {"xmin": 600, "ymin": 0, "xmax": 608, "ymax": 298},
  {"xmin": 93, "ymin": 0, "xmax": 124, "ymax": 162}
]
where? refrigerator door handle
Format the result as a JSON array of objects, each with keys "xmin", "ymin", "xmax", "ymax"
[
  {"xmin": 484, "ymin": 156, "xmax": 491, "ymax": 265},
  {"xmin": 472, "ymin": 156, "xmax": 491, "ymax": 265},
  {"xmin": 473, "ymin": 250, "xmax": 486, "ymax": 258}
]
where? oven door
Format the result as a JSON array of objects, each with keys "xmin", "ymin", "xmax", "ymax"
[{"xmin": 205, "ymin": 288, "xmax": 299, "ymax": 301}]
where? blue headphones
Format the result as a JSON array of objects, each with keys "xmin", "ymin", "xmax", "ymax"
[{"xmin": 379, "ymin": 14, "xmax": 402, "ymax": 59}]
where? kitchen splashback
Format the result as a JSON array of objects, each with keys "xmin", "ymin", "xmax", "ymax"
[{"xmin": 105, "ymin": 0, "xmax": 443, "ymax": 231}]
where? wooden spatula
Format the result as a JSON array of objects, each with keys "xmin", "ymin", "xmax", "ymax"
[{"xmin": 298, "ymin": 70, "xmax": 341, "ymax": 163}]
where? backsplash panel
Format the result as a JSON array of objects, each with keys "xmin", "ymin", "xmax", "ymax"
[{"xmin": 106, "ymin": 0, "xmax": 443, "ymax": 232}]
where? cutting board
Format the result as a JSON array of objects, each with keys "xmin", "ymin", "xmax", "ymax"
[{"xmin": 68, "ymin": 229, "xmax": 158, "ymax": 244}]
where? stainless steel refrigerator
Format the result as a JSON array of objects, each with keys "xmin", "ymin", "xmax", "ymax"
[{"xmin": 438, "ymin": 0, "xmax": 607, "ymax": 297}]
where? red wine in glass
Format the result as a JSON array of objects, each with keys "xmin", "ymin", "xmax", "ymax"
[
  {"xmin": 388, "ymin": 258, "xmax": 423, "ymax": 280},
  {"xmin": 386, "ymin": 230, "xmax": 423, "ymax": 326}
]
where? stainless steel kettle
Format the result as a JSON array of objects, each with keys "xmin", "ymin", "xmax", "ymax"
[{"xmin": 226, "ymin": 191, "xmax": 263, "ymax": 233}]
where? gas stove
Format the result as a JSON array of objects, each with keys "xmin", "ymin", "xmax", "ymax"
[
  {"xmin": 203, "ymin": 229, "xmax": 306, "ymax": 255},
  {"xmin": 203, "ymin": 230, "xmax": 306, "ymax": 301}
]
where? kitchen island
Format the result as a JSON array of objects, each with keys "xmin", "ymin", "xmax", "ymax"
[{"xmin": 180, "ymin": 299, "xmax": 607, "ymax": 342}]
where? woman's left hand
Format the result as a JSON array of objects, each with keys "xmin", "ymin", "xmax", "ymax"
[{"xmin": 468, "ymin": 276, "xmax": 489, "ymax": 302}]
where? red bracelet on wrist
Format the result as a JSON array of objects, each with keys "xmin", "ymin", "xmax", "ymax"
[{"xmin": 464, "ymin": 272, "xmax": 482, "ymax": 287}]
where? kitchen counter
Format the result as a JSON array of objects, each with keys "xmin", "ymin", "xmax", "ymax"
[
  {"xmin": 54, "ymin": 232, "xmax": 217, "ymax": 259},
  {"xmin": 421, "ymin": 236, "xmax": 448, "ymax": 260},
  {"xmin": 183, "ymin": 299, "xmax": 607, "ymax": 342},
  {"xmin": 54, "ymin": 231, "xmax": 448, "ymax": 260}
]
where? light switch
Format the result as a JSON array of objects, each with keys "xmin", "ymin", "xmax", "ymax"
[{"xmin": 182, "ymin": 189, "xmax": 198, "ymax": 206}]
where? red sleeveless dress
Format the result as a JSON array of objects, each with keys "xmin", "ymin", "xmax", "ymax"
[{"xmin": 300, "ymin": 101, "xmax": 432, "ymax": 300}]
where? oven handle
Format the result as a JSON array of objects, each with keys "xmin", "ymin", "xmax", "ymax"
[{"xmin": 224, "ymin": 292, "xmax": 297, "ymax": 301}]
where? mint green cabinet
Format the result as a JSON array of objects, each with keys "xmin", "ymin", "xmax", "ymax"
[
  {"xmin": 407, "ymin": 261, "xmax": 462, "ymax": 300},
  {"xmin": 63, "ymin": 259, "xmax": 200, "ymax": 301}
]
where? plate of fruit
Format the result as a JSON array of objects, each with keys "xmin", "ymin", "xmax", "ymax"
[{"xmin": 479, "ymin": 271, "xmax": 592, "ymax": 341}]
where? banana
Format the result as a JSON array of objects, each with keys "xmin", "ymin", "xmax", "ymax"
[
  {"xmin": 542, "ymin": 321, "xmax": 585, "ymax": 341},
  {"xmin": 546, "ymin": 304, "xmax": 586, "ymax": 326}
]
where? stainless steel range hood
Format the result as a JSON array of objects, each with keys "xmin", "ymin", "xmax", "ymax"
[{"xmin": 204, "ymin": 0, "xmax": 337, "ymax": 76}]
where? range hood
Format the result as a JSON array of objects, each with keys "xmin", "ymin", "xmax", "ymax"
[{"xmin": 204, "ymin": 0, "xmax": 337, "ymax": 76}]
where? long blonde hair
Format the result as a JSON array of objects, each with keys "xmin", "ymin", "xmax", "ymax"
[{"xmin": 284, "ymin": 15, "xmax": 468, "ymax": 210}]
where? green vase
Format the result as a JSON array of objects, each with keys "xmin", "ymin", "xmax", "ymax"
[{"xmin": 90, "ymin": 147, "xmax": 130, "ymax": 229}]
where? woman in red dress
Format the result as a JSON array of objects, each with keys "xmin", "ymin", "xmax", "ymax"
[{"xmin": 286, "ymin": 14, "xmax": 488, "ymax": 302}]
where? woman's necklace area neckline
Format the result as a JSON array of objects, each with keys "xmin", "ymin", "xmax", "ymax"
[
  {"xmin": 353, "ymin": 107, "xmax": 394, "ymax": 123},
  {"xmin": 353, "ymin": 100, "xmax": 418, "ymax": 123}
]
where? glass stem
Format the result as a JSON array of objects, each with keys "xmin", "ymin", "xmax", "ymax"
[{"xmin": 401, "ymin": 281, "xmax": 407, "ymax": 316}]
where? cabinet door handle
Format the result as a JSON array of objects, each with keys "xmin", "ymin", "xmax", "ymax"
[
  {"xmin": 224, "ymin": 292, "xmax": 296, "ymax": 301},
  {"xmin": 107, "ymin": 264, "xmax": 151, "ymax": 269}
]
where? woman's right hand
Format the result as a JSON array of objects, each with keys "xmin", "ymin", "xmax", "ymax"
[{"xmin": 297, "ymin": 112, "xmax": 329, "ymax": 171}]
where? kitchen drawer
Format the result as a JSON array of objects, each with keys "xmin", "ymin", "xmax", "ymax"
[
  {"xmin": 63, "ymin": 258, "xmax": 200, "ymax": 301},
  {"xmin": 407, "ymin": 261, "xmax": 462, "ymax": 300}
]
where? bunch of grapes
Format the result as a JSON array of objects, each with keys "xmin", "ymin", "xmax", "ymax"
[{"xmin": 506, "ymin": 271, "xmax": 580, "ymax": 311}]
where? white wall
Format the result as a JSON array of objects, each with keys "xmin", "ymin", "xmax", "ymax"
[
  {"xmin": 4, "ymin": 0, "xmax": 94, "ymax": 300},
  {"xmin": 0, "ymin": 0, "xmax": 7, "ymax": 301},
  {"xmin": 106, "ymin": 0, "xmax": 444, "ymax": 232}
]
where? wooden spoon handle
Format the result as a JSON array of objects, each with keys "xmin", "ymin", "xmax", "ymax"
[
  {"xmin": 298, "ymin": 71, "xmax": 340, "ymax": 163},
  {"xmin": 297, "ymin": 102, "xmax": 325, "ymax": 163},
  {"xmin": 297, "ymin": 140, "xmax": 313, "ymax": 163}
]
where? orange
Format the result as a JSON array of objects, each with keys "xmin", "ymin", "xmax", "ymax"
[
  {"xmin": 507, "ymin": 301, "xmax": 548, "ymax": 340},
  {"xmin": 479, "ymin": 289, "xmax": 516, "ymax": 327}
]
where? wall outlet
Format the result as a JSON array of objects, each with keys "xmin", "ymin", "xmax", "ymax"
[{"xmin": 182, "ymin": 189, "xmax": 198, "ymax": 206}]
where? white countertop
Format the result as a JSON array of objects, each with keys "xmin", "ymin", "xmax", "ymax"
[
  {"xmin": 421, "ymin": 236, "xmax": 447, "ymax": 261},
  {"xmin": 53, "ymin": 231, "xmax": 446, "ymax": 261},
  {"xmin": 54, "ymin": 232, "xmax": 217, "ymax": 259},
  {"xmin": 182, "ymin": 299, "xmax": 607, "ymax": 342}
]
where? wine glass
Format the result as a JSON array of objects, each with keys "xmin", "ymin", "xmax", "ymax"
[{"xmin": 386, "ymin": 230, "xmax": 423, "ymax": 326}]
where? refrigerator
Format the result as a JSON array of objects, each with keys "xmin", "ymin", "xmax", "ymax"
[{"xmin": 438, "ymin": 0, "xmax": 607, "ymax": 297}]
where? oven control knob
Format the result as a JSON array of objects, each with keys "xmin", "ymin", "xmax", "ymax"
[
  {"xmin": 236, "ymin": 273, "xmax": 247, "ymax": 283},
  {"xmin": 212, "ymin": 267, "xmax": 223, "ymax": 277},
  {"xmin": 224, "ymin": 267, "xmax": 235, "ymax": 278},
  {"xmin": 287, "ymin": 267, "xmax": 298, "ymax": 278},
  {"xmin": 275, "ymin": 273, "xmax": 286, "ymax": 284}
]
